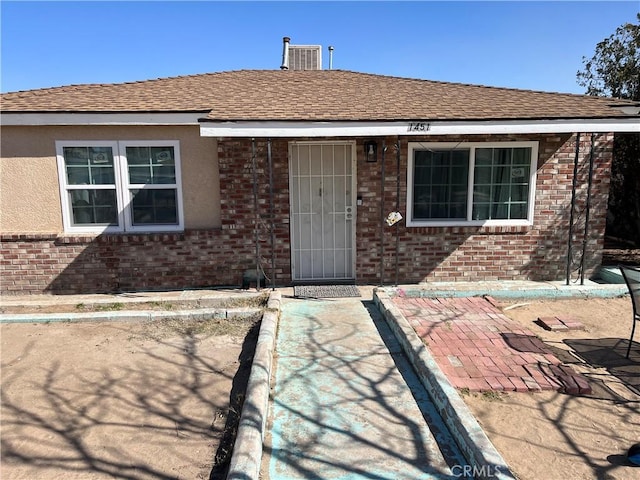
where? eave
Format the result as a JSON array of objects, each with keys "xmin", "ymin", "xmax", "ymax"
[
  {"xmin": 199, "ymin": 118, "xmax": 640, "ymax": 138},
  {"xmin": 2, "ymin": 113, "xmax": 637, "ymax": 137}
]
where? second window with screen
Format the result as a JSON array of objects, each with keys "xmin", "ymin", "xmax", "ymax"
[{"xmin": 407, "ymin": 141, "xmax": 538, "ymax": 227}]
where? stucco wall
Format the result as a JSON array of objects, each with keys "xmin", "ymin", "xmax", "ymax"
[{"xmin": 0, "ymin": 125, "xmax": 220, "ymax": 232}]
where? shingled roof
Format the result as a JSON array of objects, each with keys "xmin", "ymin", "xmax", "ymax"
[{"xmin": 1, "ymin": 69, "xmax": 636, "ymax": 121}]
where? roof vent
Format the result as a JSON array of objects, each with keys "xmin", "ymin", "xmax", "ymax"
[
  {"xmin": 280, "ymin": 37, "xmax": 322, "ymax": 70},
  {"xmin": 280, "ymin": 37, "xmax": 290, "ymax": 70}
]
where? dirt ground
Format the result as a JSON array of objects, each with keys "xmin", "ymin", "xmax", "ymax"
[
  {"xmin": 1, "ymin": 315, "xmax": 260, "ymax": 480},
  {"xmin": 2, "ymin": 292, "xmax": 639, "ymax": 480},
  {"xmin": 463, "ymin": 296, "xmax": 640, "ymax": 480}
]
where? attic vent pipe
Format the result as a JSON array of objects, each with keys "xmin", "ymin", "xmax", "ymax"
[
  {"xmin": 280, "ymin": 36, "xmax": 290, "ymax": 70},
  {"xmin": 328, "ymin": 46, "xmax": 334, "ymax": 70}
]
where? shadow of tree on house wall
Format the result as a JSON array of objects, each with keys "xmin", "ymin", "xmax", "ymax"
[
  {"xmin": 7, "ymin": 133, "xmax": 613, "ymax": 295},
  {"xmin": 388, "ymin": 133, "xmax": 608, "ymax": 284},
  {"xmin": 43, "ymin": 229, "xmax": 262, "ymax": 295},
  {"xmin": 522, "ymin": 133, "xmax": 613, "ymax": 282},
  {"xmin": 42, "ymin": 137, "xmax": 291, "ymax": 295}
]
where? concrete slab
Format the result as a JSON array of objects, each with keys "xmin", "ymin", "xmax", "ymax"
[
  {"xmin": 275, "ymin": 298, "xmax": 398, "ymax": 358},
  {"xmin": 274, "ymin": 354, "xmax": 425, "ymax": 407},
  {"xmin": 266, "ymin": 297, "xmax": 468, "ymax": 480},
  {"xmin": 0, "ymin": 287, "xmax": 264, "ymax": 309},
  {"xmin": 390, "ymin": 280, "xmax": 628, "ymax": 299}
]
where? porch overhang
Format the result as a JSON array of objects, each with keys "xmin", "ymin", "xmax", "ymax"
[{"xmin": 199, "ymin": 118, "xmax": 640, "ymax": 138}]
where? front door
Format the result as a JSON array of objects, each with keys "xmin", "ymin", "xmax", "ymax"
[{"xmin": 289, "ymin": 141, "xmax": 356, "ymax": 282}]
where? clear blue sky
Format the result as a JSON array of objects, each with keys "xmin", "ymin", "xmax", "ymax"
[{"xmin": 1, "ymin": 1, "xmax": 638, "ymax": 94}]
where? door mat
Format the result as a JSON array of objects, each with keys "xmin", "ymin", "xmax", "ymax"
[{"xmin": 294, "ymin": 285, "xmax": 361, "ymax": 298}]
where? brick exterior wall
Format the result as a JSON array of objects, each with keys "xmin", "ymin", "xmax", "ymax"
[
  {"xmin": 1, "ymin": 231, "xmax": 253, "ymax": 294},
  {"xmin": 356, "ymin": 133, "xmax": 613, "ymax": 284},
  {"xmin": 0, "ymin": 133, "xmax": 613, "ymax": 294}
]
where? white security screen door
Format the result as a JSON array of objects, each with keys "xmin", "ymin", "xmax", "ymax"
[{"xmin": 289, "ymin": 141, "xmax": 356, "ymax": 281}]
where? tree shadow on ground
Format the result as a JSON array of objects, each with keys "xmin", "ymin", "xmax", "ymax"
[
  {"xmin": 393, "ymin": 294, "xmax": 640, "ymax": 478},
  {"xmin": 208, "ymin": 321, "xmax": 260, "ymax": 480},
  {"xmin": 564, "ymin": 338, "xmax": 640, "ymax": 398},
  {"xmin": 1, "ymin": 318, "xmax": 260, "ymax": 480},
  {"xmin": 262, "ymin": 298, "xmax": 470, "ymax": 479}
]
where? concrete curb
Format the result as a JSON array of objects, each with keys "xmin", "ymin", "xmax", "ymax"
[
  {"xmin": 227, "ymin": 290, "xmax": 281, "ymax": 480},
  {"xmin": 386, "ymin": 281, "xmax": 628, "ymax": 300},
  {"xmin": 0, "ymin": 307, "xmax": 261, "ymax": 324},
  {"xmin": 374, "ymin": 289, "xmax": 515, "ymax": 480}
]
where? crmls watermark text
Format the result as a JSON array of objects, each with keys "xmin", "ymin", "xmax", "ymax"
[{"xmin": 452, "ymin": 464, "xmax": 503, "ymax": 478}]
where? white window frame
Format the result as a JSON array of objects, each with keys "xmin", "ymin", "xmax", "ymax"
[
  {"xmin": 56, "ymin": 140, "xmax": 184, "ymax": 233},
  {"xmin": 406, "ymin": 141, "xmax": 538, "ymax": 227}
]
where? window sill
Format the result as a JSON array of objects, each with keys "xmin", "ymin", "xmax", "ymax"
[
  {"xmin": 407, "ymin": 219, "xmax": 532, "ymax": 228},
  {"xmin": 404, "ymin": 223, "xmax": 532, "ymax": 235},
  {"xmin": 62, "ymin": 226, "xmax": 185, "ymax": 235}
]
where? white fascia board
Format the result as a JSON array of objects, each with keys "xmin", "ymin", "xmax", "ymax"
[
  {"xmin": 199, "ymin": 118, "xmax": 640, "ymax": 137},
  {"xmin": 1, "ymin": 112, "xmax": 204, "ymax": 126}
]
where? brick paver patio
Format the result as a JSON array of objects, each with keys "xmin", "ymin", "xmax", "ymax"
[{"xmin": 393, "ymin": 296, "xmax": 591, "ymax": 394}]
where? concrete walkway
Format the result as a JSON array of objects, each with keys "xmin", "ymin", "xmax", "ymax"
[{"xmin": 263, "ymin": 294, "xmax": 471, "ymax": 480}]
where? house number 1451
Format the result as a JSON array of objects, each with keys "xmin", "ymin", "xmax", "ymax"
[{"xmin": 408, "ymin": 122, "xmax": 429, "ymax": 132}]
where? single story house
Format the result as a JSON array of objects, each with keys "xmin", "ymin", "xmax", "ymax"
[{"xmin": 1, "ymin": 69, "xmax": 639, "ymax": 294}]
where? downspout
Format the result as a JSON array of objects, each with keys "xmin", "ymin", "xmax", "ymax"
[
  {"xmin": 566, "ymin": 133, "xmax": 581, "ymax": 285},
  {"xmin": 395, "ymin": 139, "xmax": 401, "ymax": 286},
  {"xmin": 252, "ymin": 138, "xmax": 261, "ymax": 291},
  {"xmin": 379, "ymin": 140, "xmax": 386, "ymax": 286},
  {"xmin": 268, "ymin": 139, "xmax": 276, "ymax": 289},
  {"xmin": 580, "ymin": 133, "xmax": 596, "ymax": 285}
]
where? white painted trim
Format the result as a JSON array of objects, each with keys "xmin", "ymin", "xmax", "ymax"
[
  {"xmin": 55, "ymin": 140, "xmax": 185, "ymax": 234},
  {"xmin": 56, "ymin": 141, "xmax": 124, "ymax": 234},
  {"xmin": 5, "ymin": 114, "xmax": 637, "ymax": 133},
  {"xmin": 406, "ymin": 141, "xmax": 538, "ymax": 227},
  {"xmin": 2, "ymin": 112, "xmax": 204, "ymax": 126},
  {"xmin": 119, "ymin": 140, "xmax": 185, "ymax": 233},
  {"xmin": 200, "ymin": 118, "xmax": 639, "ymax": 137}
]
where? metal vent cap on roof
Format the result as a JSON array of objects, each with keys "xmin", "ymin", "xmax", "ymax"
[{"xmin": 280, "ymin": 36, "xmax": 322, "ymax": 70}]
